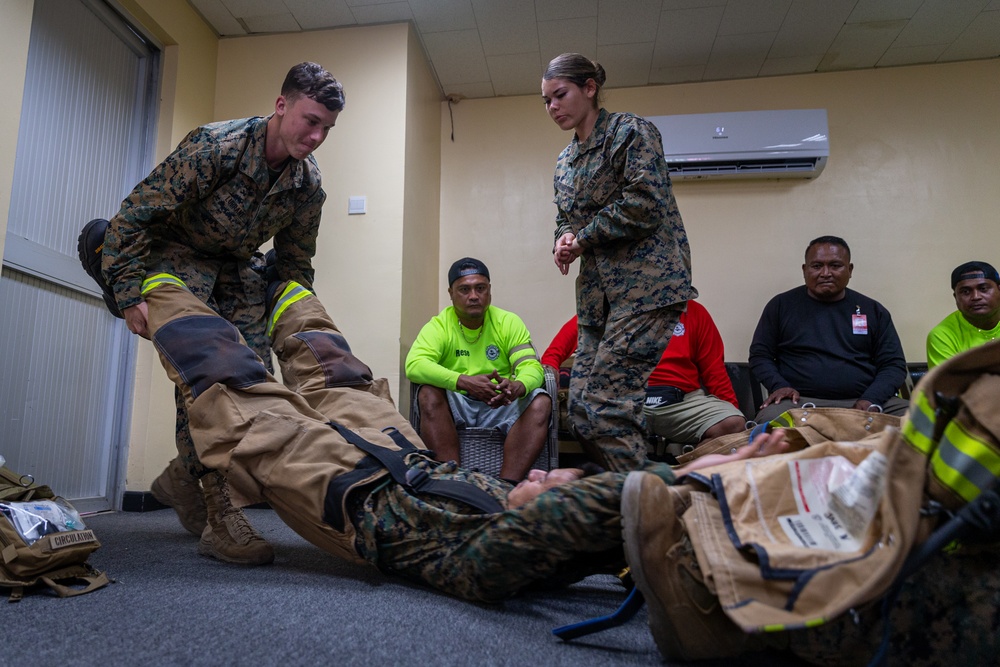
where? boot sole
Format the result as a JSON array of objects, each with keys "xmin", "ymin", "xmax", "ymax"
[
  {"xmin": 197, "ymin": 538, "xmax": 275, "ymax": 566},
  {"xmin": 77, "ymin": 218, "xmax": 123, "ymax": 318},
  {"xmin": 621, "ymin": 472, "xmax": 689, "ymax": 661}
]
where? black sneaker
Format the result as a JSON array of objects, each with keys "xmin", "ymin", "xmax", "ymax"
[{"xmin": 77, "ymin": 218, "xmax": 123, "ymax": 318}]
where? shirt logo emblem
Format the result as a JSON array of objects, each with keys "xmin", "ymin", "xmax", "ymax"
[
  {"xmin": 673, "ymin": 323, "xmax": 685, "ymax": 337},
  {"xmin": 486, "ymin": 345, "xmax": 500, "ymax": 361}
]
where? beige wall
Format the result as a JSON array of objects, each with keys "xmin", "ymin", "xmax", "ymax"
[
  {"xmin": 400, "ymin": 23, "xmax": 443, "ymax": 416},
  {"xmin": 0, "ymin": 0, "xmax": 35, "ymax": 262},
  {"xmin": 121, "ymin": 0, "xmax": 220, "ymax": 489},
  {"xmin": 439, "ymin": 59, "xmax": 1000, "ymax": 366}
]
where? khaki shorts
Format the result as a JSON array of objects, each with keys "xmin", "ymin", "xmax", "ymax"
[{"xmin": 643, "ymin": 388, "xmax": 744, "ymax": 444}]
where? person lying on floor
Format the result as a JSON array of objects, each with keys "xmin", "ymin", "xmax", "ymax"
[
  {"xmin": 139, "ymin": 272, "xmax": 783, "ymax": 602},
  {"xmin": 141, "ymin": 274, "xmax": 999, "ymax": 666}
]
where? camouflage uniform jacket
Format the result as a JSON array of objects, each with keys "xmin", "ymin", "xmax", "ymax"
[
  {"xmin": 103, "ymin": 115, "xmax": 325, "ymax": 311},
  {"xmin": 552, "ymin": 108, "xmax": 695, "ymax": 326}
]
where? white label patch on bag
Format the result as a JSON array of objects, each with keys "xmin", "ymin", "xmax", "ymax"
[{"xmin": 779, "ymin": 451, "xmax": 889, "ymax": 551}]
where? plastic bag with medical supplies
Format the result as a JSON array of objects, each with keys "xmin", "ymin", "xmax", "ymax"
[{"xmin": 0, "ymin": 463, "xmax": 110, "ymax": 602}]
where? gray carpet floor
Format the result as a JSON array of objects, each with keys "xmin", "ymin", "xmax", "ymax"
[{"xmin": 2, "ymin": 508, "xmax": 808, "ymax": 666}]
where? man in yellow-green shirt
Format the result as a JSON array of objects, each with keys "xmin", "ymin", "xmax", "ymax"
[
  {"xmin": 927, "ymin": 261, "xmax": 1000, "ymax": 368},
  {"xmin": 406, "ymin": 258, "xmax": 550, "ymax": 483}
]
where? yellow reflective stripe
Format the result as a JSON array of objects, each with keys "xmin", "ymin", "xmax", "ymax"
[
  {"xmin": 267, "ymin": 282, "xmax": 311, "ymax": 336},
  {"xmin": 141, "ymin": 273, "xmax": 187, "ymax": 294},
  {"xmin": 769, "ymin": 411, "xmax": 795, "ymax": 429},
  {"xmin": 761, "ymin": 617, "xmax": 826, "ymax": 633},
  {"xmin": 929, "ymin": 419, "xmax": 1000, "ymax": 503},
  {"xmin": 901, "ymin": 390, "xmax": 935, "ymax": 456}
]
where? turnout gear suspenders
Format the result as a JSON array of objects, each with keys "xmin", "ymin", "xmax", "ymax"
[{"xmin": 328, "ymin": 422, "xmax": 504, "ymax": 515}]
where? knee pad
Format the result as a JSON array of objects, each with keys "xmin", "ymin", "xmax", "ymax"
[
  {"xmin": 153, "ymin": 315, "xmax": 267, "ymax": 399},
  {"xmin": 294, "ymin": 331, "xmax": 373, "ymax": 387}
]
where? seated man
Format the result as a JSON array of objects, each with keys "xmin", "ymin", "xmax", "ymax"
[
  {"xmin": 405, "ymin": 258, "xmax": 550, "ymax": 483},
  {"xmin": 542, "ymin": 303, "xmax": 745, "ymax": 450},
  {"xmin": 749, "ymin": 235, "xmax": 908, "ymax": 424},
  {"xmin": 926, "ymin": 260, "xmax": 1000, "ymax": 368}
]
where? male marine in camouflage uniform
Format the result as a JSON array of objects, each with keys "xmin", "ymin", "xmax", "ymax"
[
  {"xmin": 551, "ymin": 107, "xmax": 695, "ymax": 473},
  {"xmin": 100, "ymin": 62, "xmax": 345, "ymax": 565}
]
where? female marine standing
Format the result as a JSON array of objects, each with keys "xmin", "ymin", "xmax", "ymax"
[{"xmin": 542, "ymin": 53, "xmax": 695, "ymax": 472}]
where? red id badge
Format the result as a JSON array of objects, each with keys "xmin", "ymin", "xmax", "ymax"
[{"xmin": 852, "ymin": 313, "xmax": 868, "ymax": 335}]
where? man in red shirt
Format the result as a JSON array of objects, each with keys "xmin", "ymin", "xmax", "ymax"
[{"xmin": 542, "ymin": 301, "xmax": 746, "ymax": 449}]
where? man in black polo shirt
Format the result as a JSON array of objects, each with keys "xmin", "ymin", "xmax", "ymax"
[{"xmin": 748, "ymin": 235, "xmax": 908, "ymax": 424}]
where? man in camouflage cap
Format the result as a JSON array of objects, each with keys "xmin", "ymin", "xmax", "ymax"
[{"xmin": 95, "ymin": 62, "xmax": 344, "ymax": 565}]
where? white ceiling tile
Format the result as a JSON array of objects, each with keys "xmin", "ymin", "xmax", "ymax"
[
  {"xmin": 893, "ymin": 0, "xmax": 988, "ymax": 48},
  {"xmin": 188, "ymin": 0, "xmax": 247, "ymax": 35},
  {"xmin": 818, "ymin": 20, "xmax": 907, "ymax": 70},
  {"xmin": 847, "ymin": 0, "xmax": 924, "ymax": 23},
  {"xmin": 244, "ymin": 12, "xmax": 302, "ymax": 33},
  {"xmin": 594, "ymin": 41, "xmax": 655, "ymax": 88},
  {"xmin": 704, "ymin": 32, "xmax": 775, "ymax": 79},
  {"xmin": 769, "ymin": 0, "xmax": 856, "ymax": 58},
  {"xmin": 535, "ymin": 0, "xmax": 598, "ymax": 22},
  {"xmin": 939, "ymin": 10, "xmax": 1000, "ymax": 61},
  {"xmin": 408, "ymin": 0, "xmax": 477, "ymax": 33},
  {"xmin": 597, "ymin": 0, "xmax": 662, "ymax": 45},
  {"xmin": 649, "ymin": 63, "xmax": 706, "ymax": 84},
  {"xmin": 283, "ymin": 0, "xmax": 357, "ymax": 29},
  {"xmin": 759, "ymin": 53, "xmax": 823, "ymax": 76},
  {"xmin": 878, "ymin": 44, "xmax": 948, "ymax": 67},
  {"xmin": 486, "ymin": 52, "xmax": 545, "ymax": 96},
  {"xmin": 652, "ymin": 6, "xmax": 725, "ymax": 67},
  {"xmin": 220, "ymin": 0, "xmax": 283, "ymax": 16},
  {"xmin": 187, "ymin": 0, "xmax": 1000, "ymax": 98},
  {"xmin": 718, "ymin": 0, "xmax": 791, "ymax": 36},
  {"xmin": 539, "ymin": 17, "xmax": 599, "ymax": 65},
  {"xmin": 473, "ymin": 0, "xmax": 539, "ymax": 55},
  {"xmin": 442, "ymin": 81, "xmax": 496, "ymax": 99},
  {"xmin": 423, "ymin": 29, "xmax": 490, "ymax": 83},
  {"xmin": 350, "ymin": 2, "xmax": 413, "ymax": 23}
]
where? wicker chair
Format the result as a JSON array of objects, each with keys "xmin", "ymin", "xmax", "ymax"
[{"xmin": 409, "ymin": 366, "xmax": 561, "ymax": 478}]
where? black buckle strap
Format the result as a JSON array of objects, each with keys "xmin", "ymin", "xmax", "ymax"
[{"xmin": 328, "ymin": 422, "xmax": 503, "ymax": 515}]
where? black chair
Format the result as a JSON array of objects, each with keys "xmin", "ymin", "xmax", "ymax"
[
  {"xmin": 408, "ymin": 366, "xmax": 560, "ymax": 477},
  {"xmin": 724, "ymin": 362, "xmax": 766, "ymax": 423}
]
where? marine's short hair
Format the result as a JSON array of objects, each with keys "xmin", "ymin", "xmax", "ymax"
[{"xmin": 281, "ymin": 62, "xmax": 345, "ymax": 112}]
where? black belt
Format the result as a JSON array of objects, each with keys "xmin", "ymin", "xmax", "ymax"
[
  {"xmin": 328, "ymin": 422, "xmax": 504, "ymax": 516},
  {"xmin": 644, "ymin": 385, "xmax": 685, "ymax": 407}
]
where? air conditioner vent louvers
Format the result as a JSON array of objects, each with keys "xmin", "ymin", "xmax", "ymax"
[{"xmin": 648, "ymin": 109, "xmax": 829, "ymax": 181}]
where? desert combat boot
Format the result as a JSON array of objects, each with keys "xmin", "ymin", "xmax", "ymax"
[
  {"xmin": 621, "ymin": 471, "xmax": 752, "ymax": 662},
  {"xmin": 150, "ymin": 458, "xmax": 207, "ymax": 537},
  {"xmin": 199, "ymin": 471, "xmax": 274, "ymax": 566}
]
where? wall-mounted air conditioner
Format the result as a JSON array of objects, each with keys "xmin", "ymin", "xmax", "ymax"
[{"xmin": 647, "ymin": 109, "xmax": 829, "ymax": 181}]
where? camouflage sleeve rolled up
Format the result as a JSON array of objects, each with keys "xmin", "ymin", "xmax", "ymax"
[
  {"xmin": 103, "ymin": 127, "xmax": 223, "ymax": 311},
  {"xmin": 550, "ymin": 109, "xmax": 694, "ymax": 323},
  {"xmin": 102, "ymin": 116, "xmax": 325, "ymax": 309},
  {"xmin": 576, "ymin": 119, "xmax": 673, "ymax": 248},
  {"xmin": 271, "ymin": 188, "xmax": 324, "ymax": 290}
]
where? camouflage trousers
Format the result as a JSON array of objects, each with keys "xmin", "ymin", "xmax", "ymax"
[
  {"xmin": 570, "ymin": 305, "xmax": 683, "ymax": 472},
  {"xmin": 147, "ymin": 241, "xmax": 271, "ymax": 477},
  {"xmin": 144, "ymin": 275, "xmax": 682, "ymax": 600},
  {"xmin": 784, "ymin": 541, "xmax": 999, "ymax": 665},
  {"xmin": 354, "ymin": 465, "xmax": 675, "ymax": 603}
]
